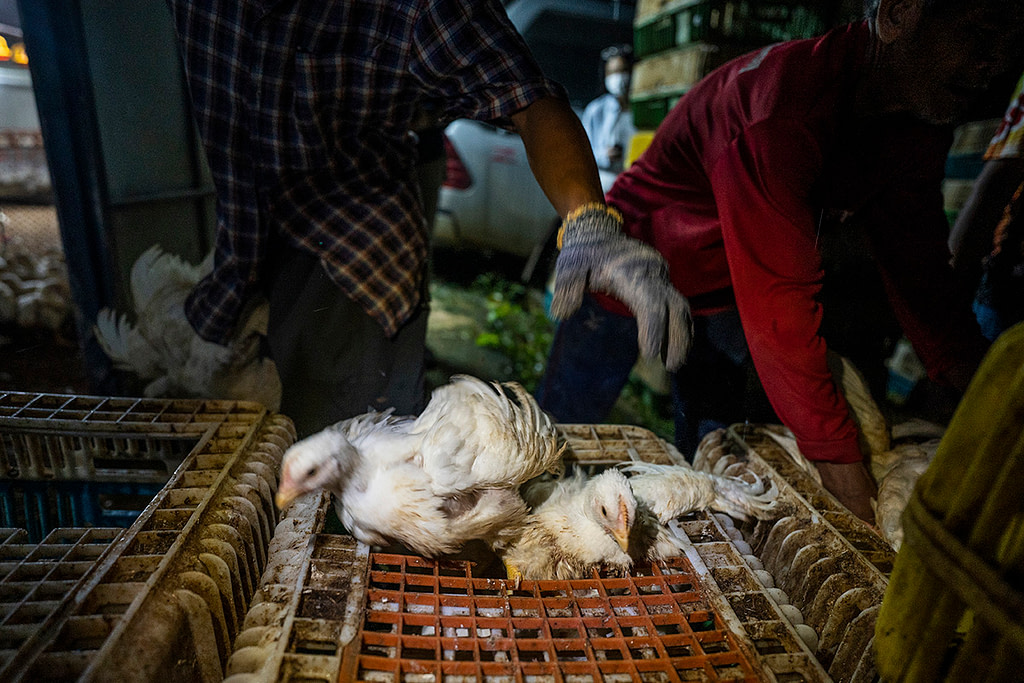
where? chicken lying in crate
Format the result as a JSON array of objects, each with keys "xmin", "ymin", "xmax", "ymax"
[{"xmin": 275, "ymin": 374, "xmax": 779, "ymax": 582}]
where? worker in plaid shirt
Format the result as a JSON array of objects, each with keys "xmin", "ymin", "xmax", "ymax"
[{"xmin": 165, "ymin": 0, "xmax": 688, "ymax": 437}]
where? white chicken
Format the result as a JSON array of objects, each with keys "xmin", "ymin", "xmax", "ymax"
[
  {"xmin": 753, "ymin": 353, "xmax": 945, "ymax": 550},
  {"xmin": 870, "ymin": 422, "xmax": 941, "ymax": 550},
  {"xmin": 274, "ymin": 374, "xmax": 565, "ymax": 557},
  {"xmin": 93, "ymin": 245, "xmax": 281, "ymax": 410},
  {"xmin": 500, "ymin": 455, "xmax": 774, "ymax": 583},
  {"xmin": 620, "ymin": 460, "xmax": 780, "ymax": 523},
  {"xmin": 501, "ymin": 468, "xmax": 639, "ymax": 582}
]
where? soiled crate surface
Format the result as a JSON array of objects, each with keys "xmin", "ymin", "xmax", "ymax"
[
  {"xmin": 226, "ymin": 425, "xmax": 834, "ymax": 683},
  {"xmin": 0, "ymin": 391, "xmax": 295, "ymax": 682},
  {"xmin": 557, "ymin": 424, "xmax": 687, "ymax": 466},
  {"xmin": 351, "ymin": 552, "xmax": 762, "ymax": 682},
  {"xmin": 0, "ymin": 527, "xmax": 122, "ymax": 669}
]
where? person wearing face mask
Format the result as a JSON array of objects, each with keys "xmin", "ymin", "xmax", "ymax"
[
  {"xmin": 539, "ymin": 0, "xmax": 1024, "ymax": 525},
  {"xmin": 581, "ymin": 45, "xmax": 637, "ymax": 174}
]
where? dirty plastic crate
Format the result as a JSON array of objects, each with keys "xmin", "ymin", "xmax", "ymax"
[
  {"xmin": 555, "ymin": 423, "xmax": 689, "ymax": 466},
  {"xmin": 0, "ymin": 527, "xmax": 123, "ymax": 669},
  {"xmin": 708, "ymin": 425, "xmax": 896, "ymax": 682},
  {"xmin": 0, "ymin": 391, "xmax": 295, "ymax": 682},
  {"xmin": 0, "ymin": 391, "xmax": 218, "ymax": 541},
  {"xmin": 223, "ymin": 425, "xmax": 833, "ymax": 682},
  {"xmin": 0, "ymin": 479, "xmax": 165, "ymax": 541}
]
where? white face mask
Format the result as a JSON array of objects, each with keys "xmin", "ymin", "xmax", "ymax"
[{"xmin": 605, "ymin": 72, "xmax": 630, "ymax": 98}]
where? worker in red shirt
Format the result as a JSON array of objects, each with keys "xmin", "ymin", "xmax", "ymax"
[{"xmin": 541, "ymin": 0, "xmax": 1024, "ymax": 523}]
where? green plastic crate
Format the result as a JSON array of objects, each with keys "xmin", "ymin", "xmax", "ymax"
[
  {"xmin": 635, "ymin": 1, "xmax": 827, "ymax": 59},
  {"xmin": 631, "ymin": 89, "xmax": 688, "ymax": 129}
]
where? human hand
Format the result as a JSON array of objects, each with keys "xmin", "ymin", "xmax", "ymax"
[
  {"xmin": 814, "ymin": 460, "xmax": 878, "ymax": 525},
  {"xmin": 550, "ymin": 203, "xmax": 693, "ymax": 370}
]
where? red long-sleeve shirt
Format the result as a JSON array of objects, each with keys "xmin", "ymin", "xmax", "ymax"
[{"xmin": 601, "ymin": 22, "xmax": 987, "ymax": 463}]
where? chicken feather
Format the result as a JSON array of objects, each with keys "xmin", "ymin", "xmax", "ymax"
[
  {"xmin": 501, "ymin": 467, "xmax": 692, "ymax": 583},
  {"xmin": 94, "ymin": 309, "xmax": 163, "ymax": 379},
  {"xmin": 620, "ymin": 461, "xmax": 779, "ymax": 522},
  {"xmin": 275, "ymin": 375, "xmax": 563, "ymax": 557},
  {"xmin": 92, "ymin": 245, "xmax": 281, "ymax": 410},
  {"xmin": 414, "ymin": 375, "xmax": 564, "ymax": 492},
  {"xmin": 502, "ymin": 469, "xmax": 635, "ymax": 582},
  {"xmin": 735, "ymin": 352, "xmax": 946, "ymax": 550}
]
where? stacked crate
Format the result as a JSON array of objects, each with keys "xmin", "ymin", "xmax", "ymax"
[
  {"xmin": 0, "ymin": 392, "xmax": 295, "ymax": 681},
  {"xmin": 630, "ymin": 1, "xmax": 830, "ymax": 132},
  {"xmin": 0, "ymin": 527, "xmax": 124, "ymax": 670},
  {"xmin": 942, "ymin": 117, "xmax": 1002, "ymax": 226}
]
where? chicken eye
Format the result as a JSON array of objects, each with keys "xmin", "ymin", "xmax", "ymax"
[
  {"xmin": 600, "ymin": 505, "xmax": 608, "ymax": 518},
  {"xmin": 306, "ymin": 466, "xmax": 318, "ymax": 478}
]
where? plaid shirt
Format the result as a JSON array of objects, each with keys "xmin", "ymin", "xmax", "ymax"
[{"xmin": 167, "ymin": 0, "xmax": 564, "ymax": 343}]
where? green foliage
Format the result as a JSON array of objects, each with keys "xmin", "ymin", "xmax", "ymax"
[
  {"xmin": 471, "ymin": 273, "xmax": 553, "ymax": 392},
  {"xmin": 611, "ymin": 377, "xmax": 676, "ymax": 443},
  {"xmin": 469, "ymin": 271, "xmax": 675, "ymax": 443}
]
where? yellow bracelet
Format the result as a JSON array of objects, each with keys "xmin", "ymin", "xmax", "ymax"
[
  {"xmin": 564, "ymin": 202, "xmax": 622, "ymax": 224},
  {"xmin": 557, "ymin": 203, "xmax": 623, "ymax": 249}
]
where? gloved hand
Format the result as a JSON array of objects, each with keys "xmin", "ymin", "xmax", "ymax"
[{"xmin": 550, "ymin": 203, "xmax": 693, "ymax": 370}]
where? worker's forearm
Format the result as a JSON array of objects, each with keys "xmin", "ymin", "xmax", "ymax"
[{"xmin": 512, "ymin": 96, "xmax": 606, "ymax": 217}]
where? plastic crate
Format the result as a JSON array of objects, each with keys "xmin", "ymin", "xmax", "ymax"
[
  {"xmin": 0, "ymin": 479, "xmax": 165, "ymax": 541},
  {"xmin": 631, "ymin": 89, "xmax": 688, "ymax": 130},
  {"xmin": 0, "ymin": 391, "xmax": 296, "ymax": 682},
  {"xmin": 0, "ymin": 527, "xmax": 123, "ymax": 669},
  {"xmin": 631, "ymin": 42, "xmax": 754, "ymax": 98},
  {"xmin": 634, "ymin": 1, "xmax": 827, "ymax": 59},
  {"xmin": 719, "ymin": 425, "xmax": 895, "ymax": 682},
  {"xmin": 223, "ymin": 424, "xmax": 833, "ymax": 682},
  {"xmin": 0, "ymin": 393, "xmax": 205, "ymax": 542}
]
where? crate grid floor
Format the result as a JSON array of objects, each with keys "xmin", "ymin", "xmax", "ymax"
[
  {"xmin": 351, "ymin": 552, "xmax": 762, "ymax": 682},
  {"xmin": 227, "ymin": 425, "xmax": 836, "ymax": 683},
  {"xmin": 0, "ymin": 527, "xmax": 122, "ymax": 668}
]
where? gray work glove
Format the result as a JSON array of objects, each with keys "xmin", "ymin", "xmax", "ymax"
[{"xmin": 550, "ymin": 203, "xmax": 693, "ymax": 370}]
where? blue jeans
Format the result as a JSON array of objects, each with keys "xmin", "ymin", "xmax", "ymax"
[{"xmin": 536, "ymin": 294, "xmax": 777, "ymax": 459}]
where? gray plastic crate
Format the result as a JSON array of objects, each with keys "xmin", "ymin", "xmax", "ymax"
[
  {"xmin": 0, "ymin": 391, "xmax": 296, "ymax": 682},
  {"xmin": 0, "ymin": 527, "xmax": 123, "ymax": 669}
]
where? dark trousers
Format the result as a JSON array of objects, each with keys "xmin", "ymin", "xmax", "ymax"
[
  {"xmin": 536, "ymin": 294, "xmax": 777, "ymax": 459},
  {"xmin": 266, "ymin": 247, "xmax": 427, "ymax": 439}
]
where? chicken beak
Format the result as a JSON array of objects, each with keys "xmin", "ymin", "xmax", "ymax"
[
  {"xmin": 275, "ymin": 489, "xmax": 296, "ymax": 510},
  {"xmin": 275, "ymin": 473, "xmax": 299, "ymax": 510},
  {"xmin": 613, "ymin": 499, "xmax": 631, "ymax": 552}
]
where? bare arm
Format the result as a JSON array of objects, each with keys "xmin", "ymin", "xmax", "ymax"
[{"xmin": 511, "ymin": 96, "xmax": 606, "ymax": 216}]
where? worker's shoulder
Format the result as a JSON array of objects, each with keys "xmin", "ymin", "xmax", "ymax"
[{"xmin": 727, "ymin": 21, "xmax": 868, "ymax": 106}]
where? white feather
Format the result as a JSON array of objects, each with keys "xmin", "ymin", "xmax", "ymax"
[
  {"xmin": 621, "ymin": 461, "xmax": 779, "ymax": 522},
  {"xmin": 275, "ymin": 375, "xmax": 562, "ymax": 557},
  {"xmin": 94, "ymin": 309, "xmax": 163, "ymax": 379},
  {"xmin": 502, "ymin": 466, "xmax": 698, "ymax": 581},
  {"xmin": 91, "ymin": 245, "xmax": 281, "ymax": 410},
  {"xmin": 414, "ymin": 375, "xmax": 564, "ymax": 492},
  {"xmin": 502, "ymin": 469, "xmax": 636, "ymax": 581}
]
